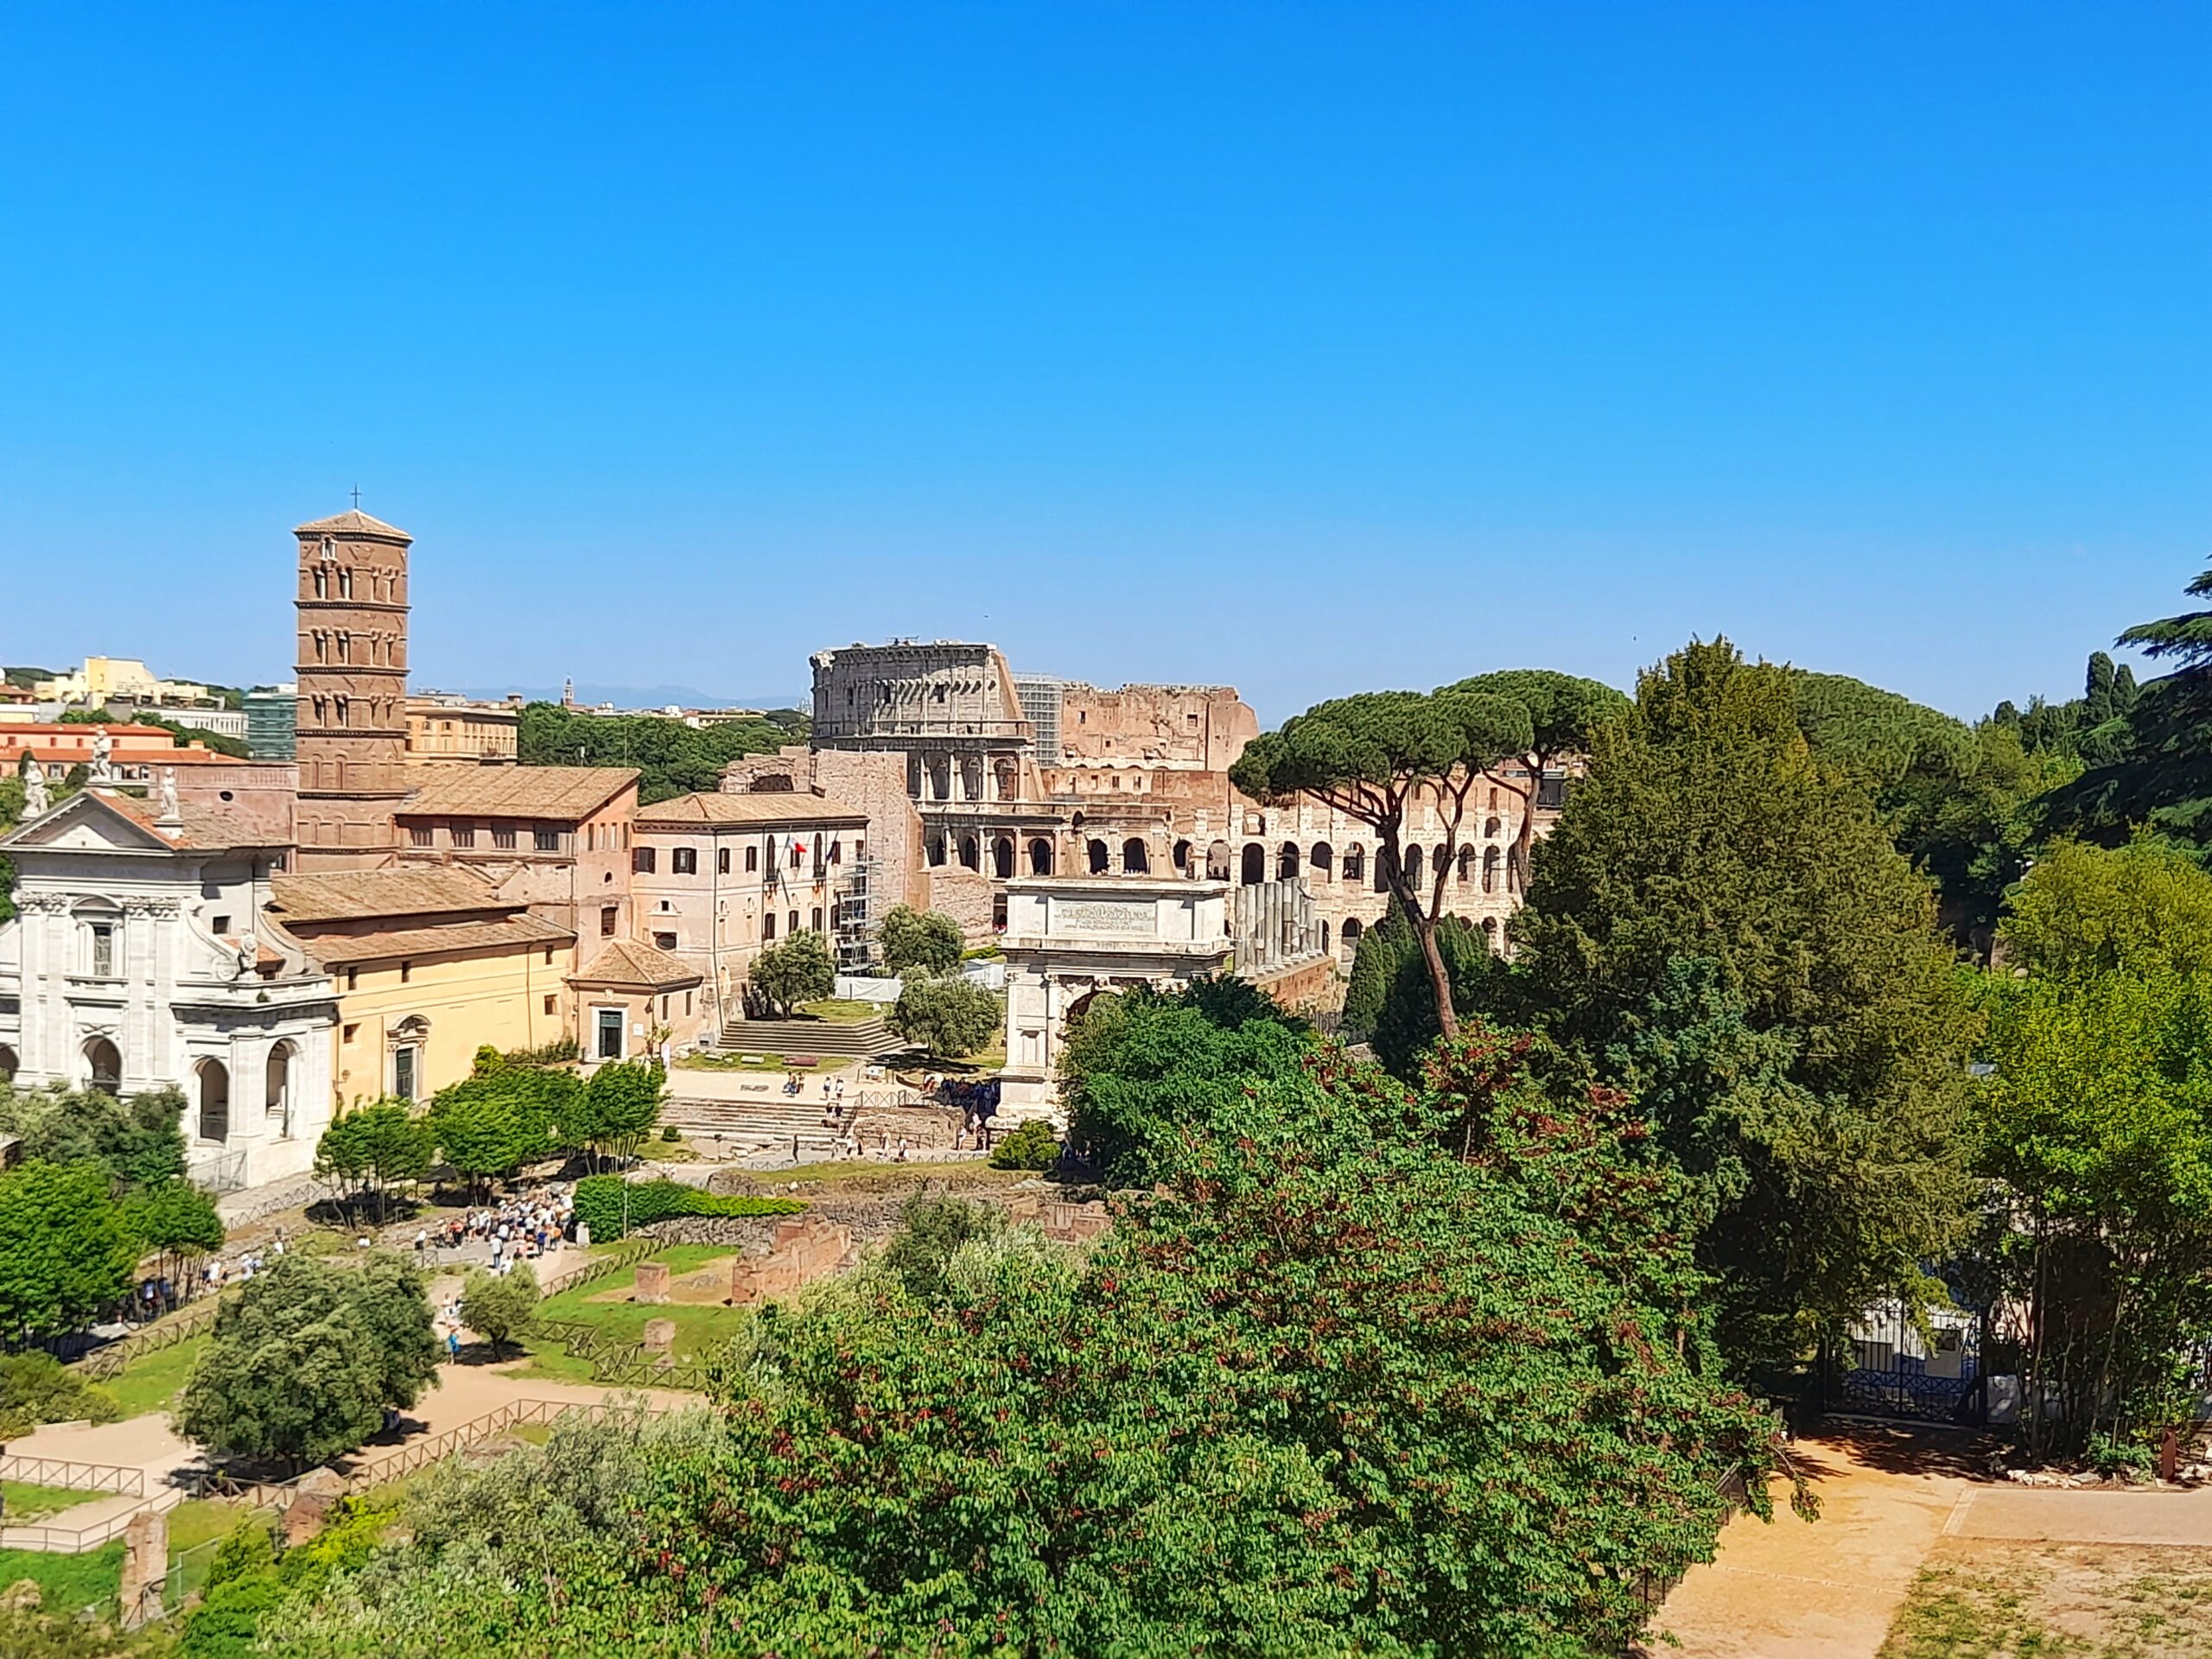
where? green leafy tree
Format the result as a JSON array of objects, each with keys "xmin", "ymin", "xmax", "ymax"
[
  {"xmin": 426, "ymin": 1072, "xmax": 563, "ymax": 1196},
  {"xmin": 458, "ymin": 1263, "xmax": 539, "ymax": 1358},
  {"xmin": 178, "ymin": 1252, "xmax": 439, "ymax": 1469},
  {"xmin": 887, "ymin": 973, "xmax": 1001, "ymax": 1059},
  {"xmin": 314, "ymin": 1099, "xmax": 435, "ymax": 1222},
  {"xmin": 1368, "ymin": 913, "xmax": 1508, "ymax": 1083},
  {"xmin": 1439, "ymin": 668, "xmax": 1630, "ymax": 892},
  {"xmin": 514, "ymin": 702, "xmax": 805, "ymax": 804},
  {"xmin": 1998, "ymin": 834, "xmax": 2212, "ymax": 980},
  {"xmin": 0, "ymin": 1160, "xmax": 140, "ymax": 1337},
  {"xmin": 0, "ymin": 1083, "xmax": 187, "ymax": 1189},
  {"xmin": 1338, "ymin": 901, "xmax": 1412, "ymax": 1039},
  {"xmin": 747, "ymin": 929, "xmax": 834, "ymax": 1018},
  {"xmin": 0, "ymin": 1351, "xmax": 122, "ymax": 1438},
  {"xmin": 124, "ymin": 1179, "xmax": 226, "ymax": 1291},
  {"xmin": 1230, "ymin": 687, "xmax": 1534, "ymax": 1040},
  {"xmin": 879, "ymin": 1196, "xmax": 1005, "ymax": 1306},
  {"xmin": 986, "ymin": 1117, "xmax": 1060, "ymax": 1172},
  {"xmin": 1508, "ymin": 639, "xmax": 1980, "ymax": 1368},
  {"xmin": 877, "ymin": 903, "xmax": 963, "ymax": 976},
  {"xmin": 567, "ymin": 1058, "xmax": 664, "ymax": 1171}
]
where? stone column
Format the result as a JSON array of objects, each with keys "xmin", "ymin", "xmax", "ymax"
[{"xmin": 118, "ymin": 1508, "xmax": 167, "ymax": 1630}]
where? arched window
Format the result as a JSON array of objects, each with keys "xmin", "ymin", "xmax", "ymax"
[
  {"xmin": 0, "ymin": 1045, "xmax": 16, "ymax": 1084},
  {"xmin": 994, "ymin": 760, "xmax": 1018, "ymax": 801},
  {"xmin": 1278, "ymin": 841, "xmax": 1300, "ymax": 880},
  {"xmin": 83, "ymin": 1037, "xmax": 121, "ymax": 1094},
  {"xmin": 1028, "ymin": 837, "xmax": 1054, "ymax": 875},
  {"xmin": 763, "ymin": 911, "xmax": 778, "ymax": 940},
  {"xmin": 195, "ymin": 1058, "xmax": 231, "ymax": 1144},
  {"xmin": 1088, "ymin": 839, "xmax": 1110, "ymax": 874},
  {"xmin": 1310, "ymin": 842, "xmax": 1333, "ymax": 879},
  {"xmin": 1343, "ymin": 844, "xmax": 1365, "ymax": 883},
  {"xmin": 1341, "ymin": 917, "xmax": 1364, "ymax": 955},
  {"xmin": 1241, "ymin": 843, "xmax": 1267, "ymax": 885},
  {"xmin": 1172, "ymin": 839, "xmax": 1192, "ymax": 871},
  {"xmin": 1482, "ymin": 916, "xmax": 1501, "ymax": 953},
  {"xmin": 1457, "ymin": 846, "xmax": 1477, "ymax": 883},
  {"xmin": 266, "ymin": 1042, "xmax": 296, "ymax": 1137},
  {"xmin": 927, "ymin": 835, "xmax": 947, "ymax": 868},
  {"xmin": 1319, "ymin": 919, "xmax": 1331, "ymax": 954},
  {"xmin": 1206, "ymin": 841, "xmax": 1232, "ymax": 880},
  {"xmin": 959, "ymin": 836, "xmax": 981, "ymax": 871},
  {"xmin": 1404, "ymin": 846, "xmax": 1425, "ymax": 887},
  {"xmin": 1122, "ymin": 838, "xmax": 1149, "ymax": 874},
  {"xmin": 993, "ymin": 836, "xmax": 1015, "ymax": 879},
  {"xmin": 1484, "ymin": 816, "xmax": 1502, "ymax": 839},
  {"xmin": 1483, "ymin": 845, "xmax": 1502, "ymax": 893}
]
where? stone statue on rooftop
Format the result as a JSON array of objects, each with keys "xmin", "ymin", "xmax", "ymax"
[{"xmin": 19, "ymin": 754, "xmax": 48, "ymax": 817}]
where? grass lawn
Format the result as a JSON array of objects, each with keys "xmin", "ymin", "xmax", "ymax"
[
  {"xmin": 798, "ymin": 999, "xmax": 886, "ymax": 1023},
  {"xmin": 1881, "ymin": 1539, "xmax": 2212, "ymax": 1658},
  {"xmin": 510, "ymin": 1246, "xmax": 753, "ymax": 1385},
  {"xmin": 101, "ymin": 1331, "xmax": 209, "ymax": 1418},
  {"xmin": 165, "ymin": 1499, "xmax": 274, "ymax": 1605},
  {"xmin": 740, "ymin": 1160, "xmax": 1026, "ymax": 1190},
  {"xmin": 0, "ymin": 1480, "xmax": 100, "ymax": 1522},
  {"xmin": 677, "ymin": 1052, "xmax": 833, "ymax": 1072},
  {"xmin": 0, "ymin": 1541, "xmax": 122, "ymax": 1615}
]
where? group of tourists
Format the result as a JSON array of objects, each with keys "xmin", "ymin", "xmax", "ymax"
[
  {"xmin": 417, "ymin": 1187, "xmax": 576, "ymax": 1269},
  {"xmin": 132, "ymin": 1232, "xmax": 294, "ymax": 1319}
]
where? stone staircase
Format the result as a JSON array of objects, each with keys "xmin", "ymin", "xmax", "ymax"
[
  {"xmin": 715, "ymin": 1014, "xmax": 909, "ymax": 1060},
  {"xmin": 663, "ymin": 1090, "xmax": 968, "ymax": 1163}
]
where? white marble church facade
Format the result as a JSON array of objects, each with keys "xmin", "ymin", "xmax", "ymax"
[{"xmin": 0, "ymin": 786, "xmax": 337, "ymax": 1190}]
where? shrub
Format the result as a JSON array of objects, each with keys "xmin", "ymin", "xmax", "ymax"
[
  {"xmin": 889, "ymin": 975, "xmax": 1001, "ymax": 1060},
  {"xmin": 880, "ymin": 1196, "xmax": 1003, "ymax": 1306},
  {"xmin": 573, "ymin": 1175, "xmax": 804, "ymax": 1241},
  {"xmin": 2086, "ymin": 1432, "xmax": 2157, "ymax": 1482},
  {"xmin": 0, "ymin": 1351, "xmax": 121, "ymax": 1438},
  {"xmin": 459, "ymin": 1264, "xmax": 539, "ymax": 1357},
  {"xmin": 660, "ymin": 1124, "xmax": 681, "ymax": 1142},
  {"xmin": 988, "ymin": 1119, "xmax": 1060, "ymax": 1172}
]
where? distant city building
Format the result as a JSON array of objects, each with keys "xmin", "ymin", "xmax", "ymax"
[
  {"xmin": 0, "ymin": 723, "xmax": 232, "ymax": 780},
  {"xmin": 245, "ymin": 685, "xmax": 297, "ymax": 760},
  {"xmin": 106, "ymin": 701, "xmax": 250, "ymax": 741},
  {"xmin": 406, "ymin": 692, "xmax": 519, "ymax": 766},
  {"xmin": 391, "ymin": 765, "xmax": 641, "ymax": 941},
  {"xmin": 34, "ymin": 657, "xmax": 212, "ymax": 709}
]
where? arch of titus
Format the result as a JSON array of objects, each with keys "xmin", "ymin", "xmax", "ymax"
[{"xmin": 997, "ymin": 875, "xmax": 1233, "ymax": 1121}]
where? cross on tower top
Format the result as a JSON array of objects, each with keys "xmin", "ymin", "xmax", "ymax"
[{"xmin": 351, "ymin": 486, "xmax": 362, "ymax": 509}]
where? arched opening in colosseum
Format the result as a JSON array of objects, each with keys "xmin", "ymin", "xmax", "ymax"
[
  {"xmin": 1343, "ymin": 844, "xmax": 1365, "ymax": 883},
  {"xmin": 1088, "ymin": 839, "xmax": 1111, "ymax": 874},
  {"xmin": 994, "ymin": 760, "xmax": 1017, "ymax": 800},
  {"xmin": 1484, "ymin": 816, "xmax": 1502, "ymax": 838},
  {"xmin": 1027, "ymin": 837, "xmax": 1054, "ymax": 875},
  {"xmin": 1458, "ymin": 845, "xmax": 1477, "ymax": 883},
  {"xmin": 927, "ymin": 834, "xmax": 947, "ymax": 867},
  {"xmin": 1240, "ymin": 844, "xmax": 1266, "ymax": 885},
  {"xmin": 1404, "ymin": 845, "xmax": 1425, "ymax": 888},
  {"xmin": 1310, "ymin": 842, "xmax": 1332, "ymax": 878},
  {"xmin": 993, "ymin": 836, "xmax": 1015, "ymax": 879},
  {"xmin": 1205, "ymin": 841, "xmax": 1231, "ymax": 880},
  {"xmin": 1277, "ymin": 842, "xmax": 1300, "ymax": 880},
  {"xmin": 1482, "ymin": 916, "xmax": 1500, "ymax": 952},
  {"xmin": 1122, "ymin": 838, "xmax": 1149, "ymax": 874},
  {"xmin": 1483, "ymin": 846, "xmax": 1502, "ymax": 893},
  {"xmin": 1341, "ymin": 917, "xmax": 1363, "ymax": 957},
  {"xmin": 1319, "ymin": 919, "xmax": 1331, "ymax": 954},
  {"xmin": 959, "ymin": 836, "xmax": 981, "ymax": 871},
  {"xmin": 1172, "ymin": 839, "xmax": 1192, "ymax": 871}
]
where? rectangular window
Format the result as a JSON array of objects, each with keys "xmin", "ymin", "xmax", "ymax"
[
  {"xmin": 810, "ymin": 906, "xmax": 823, "ymax": 931},
  {"xmin": 89, "ymin": 923, "xmax": 116, "ymax": 978},
  {"xmin": 716, "ymin": 847, "xmax": 729, "ymax": 874},
  {"xmin": 789, "ymin": 910, "xmax": 800, "ymax": 937},
  {"xmin": 211, "ymin": 914, "xmax": 231, "ymax": 935},
  {"xmin": 451, "ymin": 825, "xmax": 475, "ymax": 849},
  {"xmin": 633, "ymin": 847, "xmax": 658, "ymax": 874},
  {"xmin": 399, "ymin": 961, "xmax": 412, "ymax": 983},
  {"xmin": 409, "ymin": 825, "xmax": 433, "ymax": 848},
  {"xmin": 654, "ymin": 931, "xmax": 677, "ymax": 951},
  {"xmin": 346, "ymin": 966, "xmax": 359, "ymax": 990},
  {"xmin": 342, "ymin": 1023, "xmax": 358, "ymax": 1043},
  {"xmin": 391, "ymin": 1045, "xmax": 416, "ymax": 1103},
  {"xmin": 534, "ymin": 826, "xmax": 561, "ymax": 853},
  {"xmin": 684, "ymin": 990, "xmax": 693, "ymax": 1017},
  {"xmin": 595, "ymin": 1007, "xmax": 624, "ymax": 1061},
  {"xmin": 544, "ymin": 947, "xmax": 554, "ymax": 965},
  {"xmin": 543, "ymin": 995, "xmax": 557, "ymax": 1015},
  {"xmin": 762, "ymin": 912, "xmax": 777, "ymax": 941},
  {"xmin": 745, "ymin": 846, "xmax": 758, "ymax": 872},
  {"xmin": 672, "ymin": 848, "xmax": 697, "ymax": 875},
  {"xmin": 493, "ymin": 826, "xmax": 517, "ymax": 850}
]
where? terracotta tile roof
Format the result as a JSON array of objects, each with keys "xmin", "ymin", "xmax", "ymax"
[
  {"xmin": 397, "ymin": 766, "xmax": 640, "ymax": 822},
  {"xmin": 295, "ymin": 507, "xmax": 411, "ymax": 540},
  {"xmin": 268, "ymin": 867, "xmax": 506, "ymax": 924},
  {"xmin": 99, "ymin": 791, "xmax": 289, "ymax": 851},
  {"xmin": 636, "ymin": 791, "xmax": 868, "ymax": 830},
  {"xmin": 289, "ymin": 912, "xmax": 573, "ymax": 967},
  {"xmin": 569, "ymin": 938, "xmax": 702, "ymax": 989}
]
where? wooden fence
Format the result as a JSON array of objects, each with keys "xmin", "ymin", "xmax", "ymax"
[
  {"xmin": 0, "ymin": 1485, "xmax": 184, "ymax": 1555},
  {"xmin": 0, "ymin": 1454, "xmax": 145, "ymax": 1497},
  {"xmin": 76, "ymin": 1296, "xmax": 224, "ymax": 1380}
]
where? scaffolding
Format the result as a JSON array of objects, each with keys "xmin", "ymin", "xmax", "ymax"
[{"xmin": 832, "ymin": 856, "xmax": 880, "ymax": 970}]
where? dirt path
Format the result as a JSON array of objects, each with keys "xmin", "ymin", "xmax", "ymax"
[{"xmin": 1944, "ymin": 1483, "xmax": 2212, "ymax": 1547}]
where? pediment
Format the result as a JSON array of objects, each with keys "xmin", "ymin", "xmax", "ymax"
[{"xmin": 0, "ymin": 791, "xmax": 175, "ymax": 854}]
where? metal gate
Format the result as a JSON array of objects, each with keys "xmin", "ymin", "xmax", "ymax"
[{"xmin": 1829, "ymin": 1299, "xmax": 1982, "ymax": 1424}]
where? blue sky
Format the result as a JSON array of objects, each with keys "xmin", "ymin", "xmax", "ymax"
[{"xmin": 1, "ymin": 3, "xmax": 2204, "ymax": 721}]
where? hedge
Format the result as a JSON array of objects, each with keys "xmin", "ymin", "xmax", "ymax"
[{"xmin": 574, "ymin": 1175, "xmax": 804, "ymax": 1241}]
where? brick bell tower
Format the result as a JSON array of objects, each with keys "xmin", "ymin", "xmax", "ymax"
[{"xmin": 292, "ymin": 505, "xmax": 413, "ymax": 871}]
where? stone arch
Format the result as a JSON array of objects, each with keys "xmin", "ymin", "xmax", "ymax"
[
  {"xmin": 1404, "ymin": 845, "xmax": 1425, "ymax": 888},
  {"xmin": 1342, "ymin": 844, "xmax": 1365, "ymax": 883},
  {"xmin": 994, "ymin": 759, "xmax": 1018, "ymax": 801},
  {"xmin": 1458, "ymin": 845, "xmax": 1477, "ymax": 883},
  {"xmin": 1241, "ymin": 843, "xmax": 1267, "ymax": 885},
  {"xmin": 1088, "ymin": 838, "xmax": 1110, "ymax": 874},
  {"xmin": 1481, "ymin": 916, "xmax": 1501, "ymax": 952},
  {"xmin": 1274, "ymin": 842, "xmax": 1297, "ymax": 880},
  {"xmin": 1310, "ymin": 842, "xmax": 1333, "ymax": 879},
  {"xmin": 1122, "ymin": 838, "xmax": 1150, "ymax": 874},
  {"xmin": 1206, "ymin": 840, "xmax": 1232, "ymax": 880},
  {"xmin": 927, "ymin": 833, "xmax": 947, "ymax": 868},
  {"xmin": 958, "ymin": 835, "xmax": 981, "ymax": 871},
  {"xmin": 1341, "ymin": 917, "xmax": 1364, "ymax": 956},
  {"xmin": 1027, "ymin": 837, "xmax": 1055, "ymax": 875},
  {"xmin": 1483, "ymin": 845, "xmax": 1502, "ymax": 893},
  {"xmin": 1172, "ymin": 839, "xmax": 1192, "ymax": 872},
  {"xmin": 266, "ymin": 1040, "xmax": 296, "ymax": 1136},
  {"xmin": 1484, "ymin": 816, "xmax": 1502, "ymax": 839},
  {"xmin": 0, "ymin": 1044, "xmax": 16, "ymax": 1084},
  {"xmin": 83, "ymin": 1036, "xmax": 121, "ymax": 1094},
  {"xmin": 195, "ymin": 1057, "xmax": 231, "ymax": 1144},
  {"xmin": 1319, "ymin": 918, "xmax": 1331, "ymax": 955},
  {"xmin": 992, "ymin": 836, "xmax": 1015, "ymax": 880}
]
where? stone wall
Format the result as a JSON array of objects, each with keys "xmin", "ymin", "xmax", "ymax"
[
  {"xmin": 722, "ymin": 745, "xmax": 931, "ymax": 918},
  {"xmin": 728, "ymin": 1215, "xmax": 854, "ymax": 1306},
  {"xmin": 1054, "ymin": 683, "xmax": 1259, "ymax": 773}
]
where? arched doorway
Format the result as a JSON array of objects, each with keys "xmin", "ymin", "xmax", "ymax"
[
  {"xmin": 1277, "ymin": 842, "xmax": 1299, "ymax": 880},
  {"xmin": 1343, "ymin": 844, "xmax": 1365, "ymax": 883},
  {"xmin": 1319, "ymin": 919, "xmax": 1331, "ymax": 955},
  {"xmin": 1483, "ymin": 846, "xmax": 1502, "ymax": 893},
  {"xmin": 993, "ymin": 836, "xmax": 1015, "ymax": 880},
  {"xmin": 1206, "ymin": 841, "xmax": 1232, "ymax": 880},
  {"xmin": 195, "ymin": 1058, "xmax": 231, "ymax": 1144},
  {"xmin": 1122, "ymin": 838, "xmax": 1149, "ymax": 874},
  {"xmin": 0, "ymin": 1045, "xmax": 16, "ymax": 1084},
  {"xmin": 1027, "ymin": 837, "xmax": 1054, "ymax": 875},
  {"xmin": 1087, "ymin": 839, "xmax": 1110, "ymax": 874},
  {"xmin": 266, "ymin": 1042, "xmax": 296, "ymax": 1138},
  {"xmin": 83, "ymin": 1036, "xmax": 122, "ymax": 1094},
  {"xmin": 1241, "ymin": 843, "xmax": 1266, "ymax": 885},
  {"xmin": 1404, "ymin": 846, "xmax": 1424, "ymax": 888}
]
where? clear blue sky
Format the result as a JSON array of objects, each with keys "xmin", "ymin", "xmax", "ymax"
[{"xmin": 2, "ymin": 4, "xmax": 2204, "ymax": 722}]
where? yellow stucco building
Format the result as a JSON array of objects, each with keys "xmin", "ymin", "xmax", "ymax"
[{"xmin": 264, "ymin": 868, "xmax": 576, "ymax": 1109}]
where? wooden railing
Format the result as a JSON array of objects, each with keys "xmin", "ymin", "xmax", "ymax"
[
  {"xmin": 535, "ymin": 1236, "xmax": 657, "ymax": 1298},
  {"xmin": 76, "ymin": 1296, "xmax": 225, "ymax": 1380},
  {"xmin": 0, "ymin": 1455, "xmax": 144, "ymax": 1497},
  {"xmin": 0, "ymin": 1485, "xmax": 184, "ymax": 1555}
]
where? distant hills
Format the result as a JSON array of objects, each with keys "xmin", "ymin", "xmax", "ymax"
[{"xmin": 440, "ymin": 683, "xmax": 808, "ymax": 712}]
